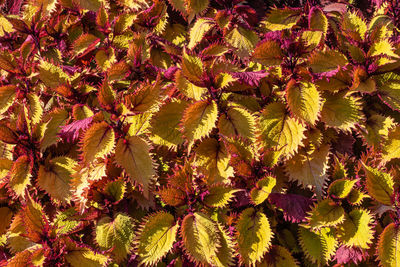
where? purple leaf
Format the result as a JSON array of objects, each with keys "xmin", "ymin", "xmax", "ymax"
[
  {"xmin": 164, "ymin": 66, "xmax": 179, "ymax": 80},
  {"xmin": 268, "ymin": 193, "xmax": 313, "ymax": 223},
  {"xmin": 335, "ymin": 245, "xmax": 368, "ymax": 265},
  {"xmin": 231, "ymin": 71, "xmax": 268, "ymax": 87},
  {"xmin": 59, "ymin": 117, "xmax": 93, "ymax": 143}
]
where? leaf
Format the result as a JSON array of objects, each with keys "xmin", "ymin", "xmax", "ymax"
[
  {"xmin": 378, "ymin": 79, "xmax": 400, "ymax": 111},
  {"xmin": 59, "ymin": 117, "xmax": 94, "ymax": 143},
  {"xmin": 181, "ymin": 100, "xmax": 218, "ymax": 143},
  {"xmin": 341, "ymin": 11, "xmax": 367, "ymax": 41},
  {"xmin": 252, "ymin": 40, "xmax": 283, "ymax": 66},
  {"xmin": 203, "ymin": 184, "xmax": 239, "ymax": 208},
  {"xmin": 258, "ymin": 102, "xmax": 306, "ymax": 158},
  {"xmin": 269, "ymin": 193, "xmax": 313, "ymax": 223},
  {"xmin": 224, "ymin": 27, "xmax": 259, "ymax": 58},
  {"xmin": 0, "ymin": 124, "xmax": 18, "ymax": 144},
  {"xmin": 65, "ymin": 240, "xmax": 109, "ymax": 267},
  {"xmin": 0, "ymin": 85, "xmax": 16, "ymax": 114},
  {"xmin": 261, "ymin": 245, "xmax": 299, "ymax": 266},
  {"xmin": 181, "ymin": 51, "xmax": 204, "ymax": 83},
  {"xmin": 307, "ymin": 199, "xmax": 345, "ymax": 230},
  {"xmin": 214, "ymin": 223, "xmax": 235, "ymax": 267},
  {"xmin": 95, "ymin": 213, "xmax": 135, "ymax": 261},
  {"xmin": 334, "ymin": 245, "xmax": 368, "ymax": 265},
  {"xmin": 368, "ymin": 39, "xmax": 399, "ymax": 58},
  {"xmin": 377, "ymin": 223, "xmax": 400, "ymax": 267},
  {"xmin": 286, "ymin": 80, "xmax": 322, "ymax": 125},
  {"xmin": 181, "ymin": 212, "xmax": 220, "ymax": 266},
  {"xmin": 336, "ymin": 209, "xmax": 374, "ymax": 249},
  {"xmin": 37, "ymin": 157, "xmax": 77, "ymax": 204},
  {"xmin": 0, "ymin": 207, "xmax": 12, "ymax": 235},
  {"xmin": 38, "ymin": 61, "xmax": 70, "ymax": 88},
  {"xmin": 231, "ymin": 71, "xmax": 268, "ymax": 87},
  {"xmin": 78, "ymin": 0, "xmax": 103, "ymax": 11},
  {"xmin": 308, "ymin": 49, "xmax": 348, "ymax": 74},
  {"xmin": 175, "ymin": 70, "xmax": 207, "ymax": 100},
  {"xmin": 362, "ymin": 164, "xmax": 394, "ymax": 206},
  {"xmin": 309, "ymin": 7, "xmax": 328, "ymax": 33},
  {"xmin": 327, "ymin": 178, "xmax": 357, "ymax": 199},
  {"xmin": 98, "ymin": 81, "xmax": 116, "ymax": 107},
  {"xmin": 73, "ymin": 33, "xmax": 100, "ymax": 56},
  {"xmin": 250, "ymin": 176, "xmax": 276, "ymax": 205},
  {"xmin": 107, "ymin": 61, "xmax": 129, "ymax": 81},
  {"xmin": 262, "ymin": 7, "xmax": 301, "ymax": 31},
  {"xmin": 21, "ymin": 197, "xmax": 46, "ymax": 243},
  {"xmin": 320, "ymin": 93, "xmax": 361, "ymax": 131},
  {"xmin": 298, "ymin": 227, "xmax": 337, "ymax": 265},
  {"xmin": 236, "ymin": 208, "xmax": 272, "ymax": 266},
  {"xmin": 300, "ymin": 30, "xmax": 323, "ymax": 50},
  {"xmin": 157, "ymin": 186, "xmax": 186, "ymax": 207},
  {"xmin": 364, "ymin": 114, "xmax": 395, "ymax": 147},
  {"xmin": 26, "ymin": 93, "xmax": 43, "ymax": 125},
  {"xmin": 114, "ymin": 136, "xmax": 156, "ymax": 198},
  {"xmin": 136, "ymin": 212, "xmax": 178, "ymax": 266},
  {"xmin": 218, "ymin": 106, "xmax": 256, "ymax": 140},
  {"xmin": 124, "ymin": 80, "xmax": 161, "ymax": 113},
  {"xmin": 286, "ymin": 145, "xmax": 330, "ymax": 198},
  {"xmin": 382, "ymin": 126, "xmax": 400, "ymax": 162},
  {"xmin": 194, "ymin": 138, "xmax": 234, "ymax": 184},
  {"xmin": 150, "ymin": 100, "xmax": 188, "ymax": 149},
  {"xmin": 40, "ymin": 109, "xmax": 69, "ymax": 151},
  {"xmin": 8, "ymin": 155, "xmax": 32, "ymax": 198},
  {"xmin": 81, "ymin": 122, "xmax": 115, "ymax": 165},
  {"xmin": 188, "ymin": 18, "xmax": 215, "ymax": 50},
  {"xmin": 185, "ymin": 0, "xmax": 209, "ymax": 19}
]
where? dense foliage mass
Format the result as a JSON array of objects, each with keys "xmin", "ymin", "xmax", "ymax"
[{"xmin": 0, "ymin": 0, "xmax": 400, "ymax": 266}]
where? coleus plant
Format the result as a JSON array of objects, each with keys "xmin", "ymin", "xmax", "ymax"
[{"xmin": 0, "ymin": 0, "xmax": 399, "ymax": 266}]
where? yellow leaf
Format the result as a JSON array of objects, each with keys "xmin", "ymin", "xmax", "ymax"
[
  {"xmin": 81, "ymin": 122, "xmax": 115, "ymax": 165},
  {"xmin": 114, "ymin": 136, "xmax": 156, "ymax": 198},
  {"xmin": 8, "ymin": 155, "xmax": 31, "ymax": 198}
]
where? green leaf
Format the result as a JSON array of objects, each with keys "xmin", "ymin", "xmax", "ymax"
[
  {"xmin": 336, "ymin": 209, "xmax": 374, "ymax": 249},
  {"xmin": 286, "ymin": 81, "xmax": 322, "ymax": 125},
  {"xmin": 181, "ymin": 212, "xmax": 220, "ymax": 266},
  {"xmin": 308, "ymin": 49, "xmax": 348, "ymax": 74},
  {"xmin": 298, "ymin": 227, "xmax": 337, "ymax": 265},
  {"xmin": 224, "ymin": 27, "xmax": 259, "ymax": 58},
  {"xmin": 320, "ymin": 93, "xmax": 361, "ymax": 131},
  {"xmin": 252, "ymin": 40, "xmax": 283, "ymax": 66},
  {"xmin": 136, "ymin": 212, "xmax": 178, "ymax": 266},
  {"xmin": 261, "ymin": 7, "xmax": 301, "ymax": 31},
  {"xmin": 150, "ymin": 100, "xmax": 188, "ymax": 149},
  {"xmin": 65, "ymin": 240, "xmax": 109, "ymax": 267},
  {"xmin": 81, "ymin": 122, "xmax": 115, "ymax": 165},
  {"xmin": 236, "ymin": 208, "xmax": 272, "ymax": 266},
  {"xmin": 181, "ymin": 100, "xmax": 218, "ymax": 143},
  {"xmin": 185, "ymin": 0, "xmax": 209, "ymax": 20},
  {"xmin": 95, "ymin": 213, "xmax": 135, "ymax": 262},
  {"xmin": 307, "ymin": 199, "xmax": 345, "ymax": 230},
  {"xmin": 203, "ymin": 184, "xmax": 239, "ymax": 208},
  {"xmin": 114, "ymin": 136, "xmax": 156, "ymax": 198},
  {"xmin": 214, "ymin": 223, "xmax": 235, "ymax": 267},
  {"xmin": 104, "ymin": 179, "xmax": 126, "ymax": 202},
  {"xmin": 37, "ymin": 157, "xmax": 77, "ymax": 204},
  {"xmin": 377, "ymin": 223, "xmax": 400, "ymax": 267},
  {"xmin": 286, "ymin": 145, "xmax": 330, "ymax": 198},
  {"xmin": 362, "ymin": 164, "xmax": 394, "ymax": 206},
  {"xmin": 327, "ymin": 178, "xmax": 358, "ymax": 199},
  {"xmin": 258, "ymin": 102, "xmax": 306, "ymax": 158},
  {"xmin": 250, "ymin": 176, "xmax": 276, "ymax": 205},
  {"xmin": 188, "ymin": 18, "xmax": 215, "ymax": 49}
]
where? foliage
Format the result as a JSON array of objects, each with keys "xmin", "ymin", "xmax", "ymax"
[{"xmin": 0, "ymin": 0, "xmax": 399, "ymax": 266}]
